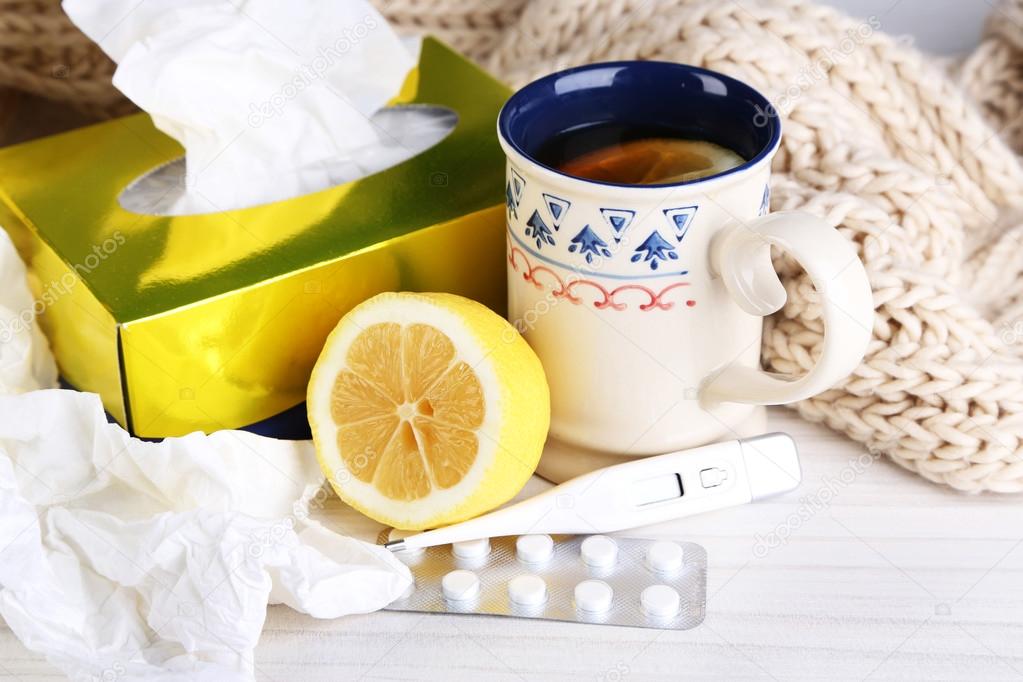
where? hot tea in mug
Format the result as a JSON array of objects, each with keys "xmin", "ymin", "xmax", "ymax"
[
  {"xmin": 498, "ymin": 61, "xmax": 874, "ymax": 482},
  {"xmin": 535, "ymin": 122, "xmax": 746, "ymax": 185}
]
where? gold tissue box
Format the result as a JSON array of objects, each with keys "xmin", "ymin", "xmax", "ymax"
[{"xmin": 0, "ymin": 38, "xmax": 510, "ymax": 437}]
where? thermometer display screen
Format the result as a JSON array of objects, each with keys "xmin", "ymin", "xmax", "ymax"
[{"xmin": 630, "ymin": 473, "xmax": 684, "ymax": 506}]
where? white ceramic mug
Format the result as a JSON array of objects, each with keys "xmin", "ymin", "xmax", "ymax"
[{"xmin": 497, "ymin": 61, "xmax": 873, "ymax": 482}]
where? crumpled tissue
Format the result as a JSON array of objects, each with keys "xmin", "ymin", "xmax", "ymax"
[
  {"xmin": 62, "ymin": 0, "xmax": 443, "ymax": 214},
  {"xmin": 0, "ymin": 233, "xmax": 412, "ymax": 680},
  {"xmin": 0, "ymin": 230, "xmax": 57, "ymax": 394}
]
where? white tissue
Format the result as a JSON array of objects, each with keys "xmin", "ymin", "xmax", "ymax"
[
  {"xmin": 0, "ymin": 232, "xmax": 412, "ymax": 680},
  {"xmin": 62, "ymin": 0, "xmax": 421, "ymax": 212},
  {"xmin": 0, "ymin": 230, "xmax": 57, "ymax": 393},
  {"xmin": 0, "ymin": 390, "xmax": 412, "ymax": 681}
]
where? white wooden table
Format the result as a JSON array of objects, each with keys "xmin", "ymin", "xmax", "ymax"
[{"xmin": 2, "ymin": 407, "xmax": 1020, "ymax": 681}]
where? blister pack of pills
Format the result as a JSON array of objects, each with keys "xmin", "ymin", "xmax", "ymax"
[{"xmin": 379, "ymin": 530, "xmax": 707, "ymax": 630}]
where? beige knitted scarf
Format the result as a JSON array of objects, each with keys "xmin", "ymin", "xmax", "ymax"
[{"xmin": 7, "ymin": 0, "xmax": 1023, "ymax": 492}]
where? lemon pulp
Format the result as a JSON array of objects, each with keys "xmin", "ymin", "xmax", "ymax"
[
  {"xmin": 330, "ymin": 322, "xmax": 484, "ymax": 500},
  {"xmin": 308, "ymin": 292, "xmax": 550, "ymax": 530}
]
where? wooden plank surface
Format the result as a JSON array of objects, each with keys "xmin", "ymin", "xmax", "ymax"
[{"xmin": 1, "ymin": 408, "xmax": 1021, "ymax": 680}]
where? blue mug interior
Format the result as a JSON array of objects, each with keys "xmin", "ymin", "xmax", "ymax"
[{"xmin": 498, "ymin": 61, "xmax": 780, "ymax": 187}]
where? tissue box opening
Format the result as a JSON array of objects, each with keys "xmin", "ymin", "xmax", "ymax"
[
  {"xmin": 0, "ymin": 37, "xmax": 511, "ymax": 438},
  {"xmin": 119, "ymin": 105, "xmax": 459, "ymax": 216}
]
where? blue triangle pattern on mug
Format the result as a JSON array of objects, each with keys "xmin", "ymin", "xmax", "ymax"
[
  {"xmin": 542, "ymin": 192, "xmax": 571, "ymax": 228},
  {"xmin": 505, "ymin": 181, "xmax": 518, "ymax": 219},
  {"xmin": 568, "ymin": 224, "xmax": 612, "ymax": 264},
  {"xmin": 631, "ymin": 230, "xmax": 678, "ymax": 271},
  {"xmin": 663, "ymin": 206, "xmax": 698, "ymax": 242},
  {"xmin": 599, "ymin": 208, "xmax": 636, "ymax": 243},
  {"xmin": 510, "ymin": 167, "xmax": 526, "ymax": 202},
  {"xmin": 525, "ymin": 209, "xmax": 556, "ymax": 249}
]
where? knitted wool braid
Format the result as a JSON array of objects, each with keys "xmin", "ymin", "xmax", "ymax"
[
  {"xmin": 0, "ymin": 0, "xmax": 133, "ymax": 117},
  {"xmin": 378, "ymin": 0, "xmax": 1023, "ymax": 493},
  {"xmin": 5, "ymin": 0, "xmax": 1023, "ymax": 492}
]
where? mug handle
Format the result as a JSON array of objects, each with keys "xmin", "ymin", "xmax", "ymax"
[{"xmin": 701, "ymin": 210, "xmax": 873, "ymax": 405}]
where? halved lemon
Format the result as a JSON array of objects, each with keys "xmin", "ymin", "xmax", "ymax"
[{"xmin": 308, "ymin": 292, "xmax": 550, "ymax": 530}]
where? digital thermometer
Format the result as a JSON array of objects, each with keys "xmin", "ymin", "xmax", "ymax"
[{"xmin": 385, "ymin": 433, "xmax": 801, "ymax": 552}]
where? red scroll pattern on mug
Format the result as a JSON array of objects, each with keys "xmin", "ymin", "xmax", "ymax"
[{"xmin": 508, "ymin": 242, "xmax": 696, "ymax": 312}]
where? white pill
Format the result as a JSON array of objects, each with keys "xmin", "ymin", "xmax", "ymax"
[
  {"xmin": 508, "ymin": 574, "xmax": 547, "ymax": 606},
  {"xmin": 640, "ymin": 584, "xmax": 681, "ymax": 618},
  {"xmin": 580, "ymin": 535, "xmax": 618, "ymax": 567},
  {"xmin": 441, "ymin": 570, "xmax": 480, "ymax": 601},
  {"xmin": 646, "ymin": 541, "xmax": 684, "ymax": 572},
  {"xmin": 516, "ymin": 534, "xmax": 554, "ymax": 563},
  {"xmin": 574, "ymin": 579, "xmax": 614, "ymax": 613},
  {"xmin": 452, "ymin": 537, "xmax": 491, "ymax": 559}
]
